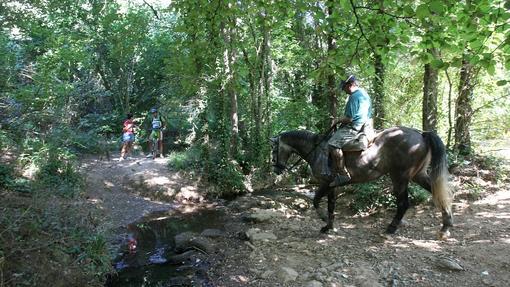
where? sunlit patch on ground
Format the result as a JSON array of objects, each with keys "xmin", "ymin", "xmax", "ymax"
[{"xmin": 410, "ymin": 240, "xmax": 443, "ymax": 252}]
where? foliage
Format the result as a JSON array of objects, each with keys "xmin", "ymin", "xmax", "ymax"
[
  {"xmin": 204, "ymin": 158, "xmax": 247, "ymax": 199},
  {"xmin": 349, "ymin": 181, "xmax": 396, "ymax": 214},
  {"xmin": 167, "ymin": 148, "xmax": 201, "ymax": 171},
  {"xmin": 0, "ymin": 162, "xmax": 15, "ymax": 190},
  {"xmin": 34, "ymin": 147, "xmax": 82, "ymax": 196},
  {"xmin": 349, "ymin": 180, "xmax": 431, "ymax": 214},
  {"xmin": 409, "ymin": 183, "xmax": 431, "ymax": 205},
  {"xmin": 0, "ymin": 192, "xmax": 111, "ymax": 286}
]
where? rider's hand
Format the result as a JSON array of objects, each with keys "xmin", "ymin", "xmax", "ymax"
[{"xmin": 338, "ymin": 117, "xmax": 352, "ymax": 125}]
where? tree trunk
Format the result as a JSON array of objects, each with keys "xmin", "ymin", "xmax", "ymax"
[
  {"xmin": 264, "ymin": 33, "xmax": 276, "ymax": 156},
  {"xmin": 454, "ymin": 57, "xmax": 474, "ymax": 154},
  {"xmin": 422, "ymin": 49, "xmax": 439, "ymax": 132},
  {"xmin": 445, "ymin": 69, "xmax": 454, "ymax": 149},
  {"xmin": 325, "ymin": 0, "xmax": 337, "ymax": 129},
  {"xmin": 259, "ymin": 15, "xmax": 271, "ymax": 163},
  {"xmin": 454, "ymin": 0, "xmax": 476, "ymax": 155},
  {"xmin": 373, "ymin": 53, "xmax": 385, "ymax": 129},
  {"xmin": 223, "ymin": 23, "xmax": 239, "ymax": 157}
]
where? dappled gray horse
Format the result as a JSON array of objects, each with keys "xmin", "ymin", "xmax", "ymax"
[{"xmin": 270, "ymin": 127, "xmax": 453, "ymax": 239}]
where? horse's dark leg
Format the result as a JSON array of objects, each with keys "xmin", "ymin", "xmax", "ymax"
[
  {"xmin": 413, "ymin": 172, "xmax": 431, "ymax": 193},
  {"xmin": 320, "ymin": 189, "xmax": 336, "ymax": 233},
  {"xmin": 313, "ymin": 183, "xmax": 331, "ymax": 222},
  {"xmin": 387, "ymin": 178, "xmax": 410, "ymax": 234}
]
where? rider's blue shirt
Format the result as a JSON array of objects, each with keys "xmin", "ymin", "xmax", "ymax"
[{"xmin": 344, "ymin": 88, "xmax": 372, "ymax": 130}]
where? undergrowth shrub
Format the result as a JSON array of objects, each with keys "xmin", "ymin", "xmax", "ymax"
[
  {"xmin": 350, "ymin": 181, "xmax": 395, "ymax": 213},
  {"xmin": 205, "ymin": 158, "xmax": 246, "ymax": 199},
  {"xmin": 35, "ymin": 148, "xmax": 81, "ymax": 193},
  {"xmin": 17, "ymin": 132, "xmax": 83, "ymax": 196},
  {"xmin": 167, "ymin": 146, "xmax": 202, "ymax": 171},
  {"xmin": 168, "ymin": 145, "xmax": 247, "ymax": 198},
  {"xmin": 350, "ymin": 180, "xmax": 431, "ymax": 214},
  {"xmin": 0, "ymin": 163, "xmax": 31, "ymax": 193},
  {"xmin": 0, "ymin": 162, "xmax": 14, "ymax": 189},
  {"xmin": 0, "ymin": 193, "xmax": 112, "ymax": 286}
]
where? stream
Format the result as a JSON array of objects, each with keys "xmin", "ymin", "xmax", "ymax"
[{"xmin": 106, "ymin": 207, "xmax": 226, "ymax": 287}]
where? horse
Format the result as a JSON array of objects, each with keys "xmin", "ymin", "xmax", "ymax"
[{"xmin": 270, "ymin": 127, "xmax": 453, "ymax": 239}]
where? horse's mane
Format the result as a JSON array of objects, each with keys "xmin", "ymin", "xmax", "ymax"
[{"xmin": 279, "ymin": 130, "xmax": 321, "ymax": 145}]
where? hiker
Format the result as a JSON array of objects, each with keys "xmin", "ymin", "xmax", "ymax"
[
  {"xmin": 146, "ymin": 107, "xmax": 166, "ymax": 158},
  {"xmin": 120, "ymin": 113, "xmax": 135, "ymax": 160}
]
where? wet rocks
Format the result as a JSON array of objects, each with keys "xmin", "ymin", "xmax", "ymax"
[
  {"xmin": 242, "ymin": 208, "xmax": 280, "ymax": 223},
  {"xmin": 276, "ymin": 266, "xmax": 299, "ymax": 283},
  {"xmin": 245, "ymin": 228, "xmax": 277, "ymax": 242},
  {"xmin": 174, "ymin": 232, "xmax": 216, "ymax": 254},
  {"xmin": 200, "ymin": 228, "xmax": 224, "ymax": 238},
  {"xmin": 167, "ymin": 250, "xmax": 205, "ymax": 265},
  {"xmin": 306, "ymin": 280, "xmax": 324, "ymax": 287},
  {"xmin": 435, "ymin": 256, "xmax": 464, "ymax": 271}
]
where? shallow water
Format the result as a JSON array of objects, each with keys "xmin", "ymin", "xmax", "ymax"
[{"xmin": 106, "ymin": 208, "xmax": 225, "ymax": 287}]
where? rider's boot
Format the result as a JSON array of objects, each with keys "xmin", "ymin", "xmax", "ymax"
[{"xmin": 329, "ymin": 148, "xmax": 351, "ymax": 187}]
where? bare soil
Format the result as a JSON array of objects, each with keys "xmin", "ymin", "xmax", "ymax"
[{"xmin": 82, "ymin": 153, "xmax": 510, "ymax": 287}]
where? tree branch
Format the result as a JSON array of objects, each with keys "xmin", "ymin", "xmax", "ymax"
[
  {"xmin": 472, "ymin": 93, "xmax": 510, "ymax": 115},
  {"xmin": 142, "ymin": 0, "xmax": 159, "ymax": 19},
  {"xmin": 349, "ymin": 0, "xmax": 376, "ymax": 55},
  {"xmin": 354, "ymin": 5, "xmax": 415, "ymax": 19},
  {"xmin": 348, "ymin": 34, "xmax": 363, "ymax": 66}
]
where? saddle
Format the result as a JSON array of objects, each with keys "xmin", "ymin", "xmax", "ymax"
[
  {"xmin": 317, "ymin": 121, "xmax": 376, "ymax": 179},
  {"xmin": 341, "ymin": 121, "xmax": 376, "ymax": 152}
]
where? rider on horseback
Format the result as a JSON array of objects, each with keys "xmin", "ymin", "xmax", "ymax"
[{"xmin": 328, "ymin": 75, "xmax": 374, "ymax": 187}]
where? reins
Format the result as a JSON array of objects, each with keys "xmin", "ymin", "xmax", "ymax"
[{"xmin": 278, "ymin": 124, "xmax": 338, "ymax": 173}]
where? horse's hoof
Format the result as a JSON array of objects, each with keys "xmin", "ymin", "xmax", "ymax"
[
  {"xmin": 320, "ymin": 226, "xmax": 331, "ymax": 233},
  {"xmin": 386, "ymin": 224, "xmax": 398, "ymax": 234},
  {"xmin": 437, "ymin": 230, "xmax": 450, "ymax": 241}
]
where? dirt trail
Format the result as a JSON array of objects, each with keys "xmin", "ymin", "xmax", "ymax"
[
  {"xmin": 80, "ymin": 152, "xmax": 510, "ymax": 287},
  {"xmin": 206, "ymin": 182, "xmax": 510, "ymax": 287},
  {"xmin": 80, "ymin": 154, "xmax": 204, "ymax": 239}
]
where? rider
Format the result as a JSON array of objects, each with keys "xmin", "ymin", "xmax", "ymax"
[
  {"xmin": 147, "ymin": 107, "xmax": 166, "ymax": 158},
  {"xmin": 328, "ymin": 75, "xmax": 373, "ymax": 187}
]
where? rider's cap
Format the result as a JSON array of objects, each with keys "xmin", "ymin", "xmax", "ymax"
[
  {"xmin": 340, "ymin": 75, "xmax": 356, "ymax": 89},
  {"xmin": 150, "ymin": 107, "xmax": 158, "ymax": 113}
]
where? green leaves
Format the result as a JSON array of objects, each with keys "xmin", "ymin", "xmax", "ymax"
[
  {"xmin": 416, "ymin": 4, "xmax": 430, "ymax": 19},
  {"xmin": 429, "ymin": 1, "xmax": 446, "ymax": 14},
  {"xmin": 496, "ymin": 80, "xmax": 508, "ymax": 86}
]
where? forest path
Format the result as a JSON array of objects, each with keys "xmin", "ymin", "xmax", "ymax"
[
  {"xmin": 80, "ymin": 154, "xmax": 201, "ymax": 233},
  {"xmin": 209, "ymin": 177, "xmax": 510, "ymax": 286}
]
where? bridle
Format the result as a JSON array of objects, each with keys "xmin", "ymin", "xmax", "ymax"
[
  {"xmin": 271, "ymin": 137, "xmax": 288, "ymax": 172},
  {"xmin": 272, "ymin": 124, "xmax": 337, "ymax": 174}
]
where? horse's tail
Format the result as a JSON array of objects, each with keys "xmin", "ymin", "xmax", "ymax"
[{"xmin": 423, "ymin": 132, "xmax": 453, "ymax": 214}]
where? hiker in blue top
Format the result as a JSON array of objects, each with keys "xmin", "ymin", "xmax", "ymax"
[
  {"xmin": 146, "ymin": 107, "xmax": 166, "ymax": 158},
  {"xmin": 327, "ymin": 75, "xmax": 374, "ymax": 187}
]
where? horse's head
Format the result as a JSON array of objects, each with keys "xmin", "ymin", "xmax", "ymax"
[{"xmin": 269, "ymin": 135, "xmax": 293, "ymax": 175}]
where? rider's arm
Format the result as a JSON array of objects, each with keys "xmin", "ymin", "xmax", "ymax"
[{"xmin": 331, "ymin": 116, "xmax": 352, "ymax": 127}]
